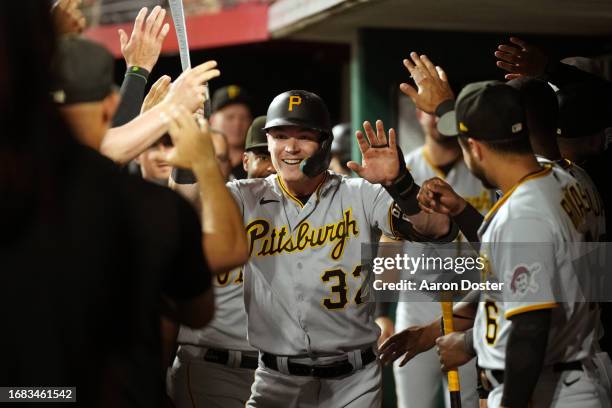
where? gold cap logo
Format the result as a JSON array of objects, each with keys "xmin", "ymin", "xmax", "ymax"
[
  {"xmin": 288, "ymin": 95, "xmax": 302, "ymax": 111},
  {"xmin": 459, "ymin": 122, "xmax": 468, "ymax": 132},
  {"xmin": 227, "ymin": 85, "xmax": 241, "ymax": 99}
]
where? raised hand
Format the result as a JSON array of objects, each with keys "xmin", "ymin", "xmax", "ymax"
[
  {"xmin": 378, "ymin": 322, "xmax": 438, "ymax": 366},
  {"xmin": 52, "ymin": 0, "xmax": 86, "ymax": 35},
  {"xmin": 494, "ymin": 37, "xmax": 548, "ymax": 80},
  {"xmin": 417, "ymin": 177, "xmax": 467, "ymax": 216},
  {"xmin": 400, "ymin": 52, "xmax": 454, "ymax": 114},
  {"xmin": 118, "ymin": 6, "xmax": 170, "ymax": 72},
  {"xmin": 163, "ymin": 61, "xmax": 220, "ymax": 113},
  {"xmin": 141, "ymin": 75, "xmax": 171, "ymax": 114},
  {"xmin": 164, "ymin": 106, "xmax": 216, "ymax": 169},
  {"xmin": 347, "ymin": 120, "xmax": 400, "ymax": 185}
]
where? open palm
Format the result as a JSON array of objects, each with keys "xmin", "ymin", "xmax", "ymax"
[{"xmin": 347, "ymin": 120, "xmax": 400, "ymax": 185}]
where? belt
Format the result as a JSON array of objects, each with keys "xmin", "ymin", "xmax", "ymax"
[
  {"xmin": 261, "ymin": 348, "xmax": 377, "ymax": 378},
  {"xmin": 480, "ymin": 361, "xmax": 583, "ymax": 391},
  {"xmin": 203, "ymin": 348, "xmax": 258, "ymax": 370}
]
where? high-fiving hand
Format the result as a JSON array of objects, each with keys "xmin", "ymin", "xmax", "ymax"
[
  {"xmin": 494, "ymin": 37, "xmax": 548, "ymax": 80},
  {"xmin": 347, "ymin": 120, "xmax": 400, "ymax": 185},
  {"xmin": 400, "ymin": 52, "xmax": 454, "ymax": 114},
  {"xmin": 118, "ymin": 6, "xmax": 170, "ymax": 72}
]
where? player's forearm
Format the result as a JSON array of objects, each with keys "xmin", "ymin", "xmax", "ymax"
[
  {"xmin": 408, "ymin": 210, "xmax": 455, "ymax": 240},
  {"xmin": 112, "ymin": 67, "xmax": 150, "ymax": 127},
  {"xmin": 192, "ymin": 162, "xmax": 248, "ymax": 273},
  {"xmin": 451, "ymin": 298, "xmax": 478, "ymax": 332},
  {"xmin": 101, "ymin": 102, "xmax": 171, "ymax": 164},
  {"xmin": 502, "ymin": 310, "xmax": 551, "ymax": 407}
]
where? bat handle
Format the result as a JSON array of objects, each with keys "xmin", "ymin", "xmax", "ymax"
[{"xmin": 441, "ymin": 301, "xmax": 462, "ymax": 408}]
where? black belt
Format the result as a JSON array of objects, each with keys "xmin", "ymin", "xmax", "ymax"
[
  {"xmin": 203, "ymin": 348, "xmax": 258, "ymax": 369},
  {"xmin": 482, "ymin": 361, "xmax": 583, "ymax": 390},
  {"xmin": 261, "ymin": 348, "xmax": 377, "ymax": 378}
]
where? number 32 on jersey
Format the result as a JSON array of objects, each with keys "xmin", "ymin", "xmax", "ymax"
[{"xmin": 320, "ymin": 264, "xmax": 365, "ymax": 310}]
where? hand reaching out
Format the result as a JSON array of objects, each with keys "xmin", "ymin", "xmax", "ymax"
[
  {"xmin": 347, "ymin": 120, "xmax": 400, "ymax": 185},
  {"xmin": 141, "ymin": 75, "xmax": 171, "ymax": 114},
  {"xmin": 164, "ymin": 106, "xmax": 216, "ymax": 169},
  {"xmin": 417, "ymin": 177, "xmax": 467, "ymax": 216},
  {"xmin": 378, "ymin": 322, "xmax": 438, "ymax": 366},
  {"xmin": 494, "ymin": 37, "xmax": 548, "ymax": 80},
  {"xmin": 163, "ymin": 61, "xmax": 220, "ymax": 113},
  {"xmin": 118, "ymin": 6, "xmax": 170, "ymax": 72},
  {"xmin": 400, "ymin": 52, "xmax": 454, "ymax": 114}
]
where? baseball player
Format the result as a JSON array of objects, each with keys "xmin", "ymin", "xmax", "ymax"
[
  {"xmin": 219, "ymin": 89, "xmax": 457, "ymax": 407},
  {"xmin": 168, "ymin": 117, "xmax": 274, "ymax": 408},
  {"xmin": 210, "ymin": 85, "xmax": 254, "ymax": 179},
  {"xmin": 382, "ymin": 108, "xmax": 494, "ymax": 408},
  {"xmin": 381, "ymin": 77, "xmax": 609, "ymax": 408}
]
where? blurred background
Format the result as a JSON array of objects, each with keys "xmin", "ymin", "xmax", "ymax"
[{"xmin": 82, "ymin": 0, "xmax": 612, "ymax": 405}]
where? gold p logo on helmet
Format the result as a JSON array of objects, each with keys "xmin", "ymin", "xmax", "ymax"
[
  {"xmin": 288, "ymin": 95, "xmax": 302, "ymax": 111},
  {"xmin": 228, "ymin": 85, "xmax": 241, "ymax": 99}
]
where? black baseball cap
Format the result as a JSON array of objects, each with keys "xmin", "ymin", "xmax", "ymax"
[
  {"xmin": 438, "ymin": 81, "xmax": 527, "ymax": 141},
  {"xmin": 557, "ymin": 83, "xmax": 610, "ymax": 138},
  {"xmin": 212, "ymin": 85, "xmax": 252, "ymax": 112},
  {"xmin": 51, "ymin": 36, "xmax": 115, "ymax": 105},
  {"xmin": 245, "ymin": 116, "xmax": 268, "ymax": 151}
]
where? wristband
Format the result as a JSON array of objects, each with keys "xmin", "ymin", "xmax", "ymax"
[
  {"xmin": 171, "ymin": 168, "xmax": 197, "ymax": 184},
  {"xmin": 125, "ymin": 66, "xmax": 150, "ymax": 82},
  {"xmin": 384, "ymin": 147, "xmax": 419, "ymax": 215}
]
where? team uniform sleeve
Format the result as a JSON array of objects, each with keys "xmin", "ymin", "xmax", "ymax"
[
  {"xmin": 162, "ymin": 195, "xmax": 212, "ymax": 300},
  {"xmin": 494, "ymin": 218, "xmax": 558, "ymax": 318},
  {"xmin": 225, "ymin": 180, "xmax": 245, "ymax": 217}
]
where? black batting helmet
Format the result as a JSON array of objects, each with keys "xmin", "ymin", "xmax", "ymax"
[{"xmin": 264, "ymin": 90, "xmax": 333, "ymax": 177}]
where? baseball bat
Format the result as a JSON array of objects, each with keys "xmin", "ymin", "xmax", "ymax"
[
  {"xmin": 441, "ymin": 301, "xmax": 462, "ymax": 408},
  {"xmin": 168, "ymin": 0, "xmax": 212, "ymax": 119}
]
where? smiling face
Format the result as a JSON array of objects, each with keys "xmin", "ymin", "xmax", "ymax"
[{"xmin": 266, "ymin": 126, "xmax": 321, "ymax": 184}]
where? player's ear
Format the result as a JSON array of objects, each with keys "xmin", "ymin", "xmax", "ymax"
[
  {"xmin": 242, "ymin": 151, "xmax": 249, "ymax": 172},
  {"xmin": 468, "ymin": 138, "xmax": 483, "ymax": 160}
]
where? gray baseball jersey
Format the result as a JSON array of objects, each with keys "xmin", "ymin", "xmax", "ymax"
[
  {"xmin": 475, "ymin": 165, "xmax": 600, "ymax": 370},
  {"xmin": 177, "ymin": 266, "xmax": 254, "ymax": 351},
  {"xmin": 227, "ymin": 172, "xmax": 399, "ymax": 355}
]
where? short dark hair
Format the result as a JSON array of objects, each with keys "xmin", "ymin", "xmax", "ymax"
[
  {"xmin": 459, "ymin": 134, "xmax": 533, "ymax": 155},
  {"xmin": 507, "ymin": 77, "xmax": 558, "ymax": 137}
]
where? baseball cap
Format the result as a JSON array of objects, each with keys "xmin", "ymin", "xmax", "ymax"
[
  {"xmin": 557, "ymin": 83, "xmax": 610, "ymax": 138},
  {"xmin": 437, "ymin": 81, "xmax": 527, "ymax": 141},
  {"xmin": 245, "ymin": 116, "xmax": 268, "ymax": 151},
  {"xmin": 212, "ymin": 85, "xmax": 252, "ymax": 112},
  {"xmin": 51, "ymin": 36, "xmax": 115, "ymax": 105}
]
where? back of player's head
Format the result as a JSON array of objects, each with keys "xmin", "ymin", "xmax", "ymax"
[
  {"xmin": 51, "ymin": 36, "xmax": 116, "ymax": 105},
  {"xmin": 507, "ymin": 77, "xmax": 558, "ymax": 139},
  {"xmin": 438, "ymin": 81, "xmax": 532, "ymax": 155}
]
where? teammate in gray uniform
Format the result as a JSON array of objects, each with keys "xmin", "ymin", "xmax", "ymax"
[
  {"xmin": 380, "ymin": 108, "xmax": 494, "ymax": 408},
  {"xmin": 380, "ymin": 62, "xmax": 609, "ymax": 407},
  {"xmin": 224, "ymin": 90, "xmax": 457, "ymax": 407},
  {"xmin": 169, "ymin": 117, "xmax": 274, "ymax": 408}
]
